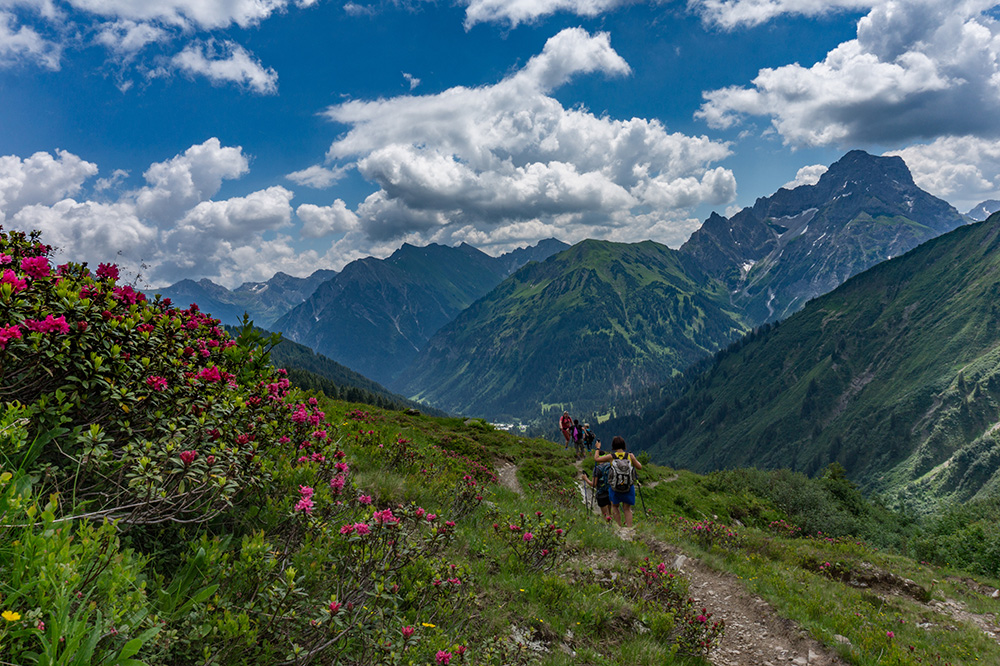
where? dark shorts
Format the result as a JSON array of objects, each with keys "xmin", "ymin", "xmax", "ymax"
[
  {"xmin": 596, "ymin": 494, "xmax": 611, "ymax": 508},
  {"xmin": 609, "ymin": 486, "xmax": 635, "ymax": 506}
]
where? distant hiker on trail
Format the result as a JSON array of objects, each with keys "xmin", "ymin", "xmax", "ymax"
[
  {"xmin": 559, "ymin": 411, "xmax": 573, "ymax": 449},
  {"xmin": 572, "ymin": 419, "xmax": 585, "ymax": 459},
  {"xmin": 594, "ymin": 436, "xmax": 643, "ymax": 528},
  {"xmin": 581, "ymin": 448, "xmax": 613, "ymax": 521},
  {"xmin": 583, "ymin": 423, "xmax": 596, "ymax": 452}
]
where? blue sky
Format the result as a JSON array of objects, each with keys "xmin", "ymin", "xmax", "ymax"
[{"xmin": 2, "ymin": 0, "xmax": 999, "ymax": 287}]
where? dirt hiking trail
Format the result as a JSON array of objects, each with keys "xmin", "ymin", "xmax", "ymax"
[{"xmin": 500, "ymin": 460, "xmax": 849, "ymax": 665}]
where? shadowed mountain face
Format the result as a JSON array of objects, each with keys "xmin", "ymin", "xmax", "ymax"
[
  {"xmin": 394, "ymin": 240, "xmax": 749, "ymax": 421},
  {"xmin": 638, "ymin": 214, "xmax": 1000, "ymax": 511},
  {"xmin": 272, "ymin": 240, "xmax": 568, "ymax": 386},
  {"xmin": 681, "ymin": 150, "xmax": 967, "ymax": 324},
  {"xmin": 157, "ymin": 269, "xmax": 337, "ymax": 329}
]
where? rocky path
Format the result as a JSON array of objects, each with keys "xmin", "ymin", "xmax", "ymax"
[
  {"xmin": 529, "ymin": 461, "xmax": 850, "ymax": 665},
  {"xmin": 644, "ymin": 541, "xmax": 848, "ymax": 666}
]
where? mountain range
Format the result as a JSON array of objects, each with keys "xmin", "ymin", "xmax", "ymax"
[
  {"xmin": 273, "ymin": 239, "xmax": 568, "ymax": 386},
  {"xmin": 392, "ymin": 151, "xmax": 967, "ymax": 422},
  {"xmin": 157, "ymin": 150, "xmax": 972, "ymax": 435},
  {"xmin": 157, "ymin": 269, "xmax": 337, "ymax": 329}
]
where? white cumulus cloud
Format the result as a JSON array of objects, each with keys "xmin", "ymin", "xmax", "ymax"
[
  {"xmin": 462, "ymin": 0, "xmax": 627, "ymax": 28},
  {"xmin": 697, "ymin": 0, "xmax": 1000, "ymax": 148},
  {"xmin": 298, "ymin": 200, "xmax": 360, "ymax": 238},
  {"xmin": 285, "ymin": 165, "xmax": 349, "ymax": 189},
  {"xmin": 886, "ymin": 136, "xmax": 1000, "ymax": 212},
  {"xmin": 135, "ymin": 138, "xmax": 250, "ymax": 224},
  {"xmin": 321, "ymin": 28, "xmax": 734, "ymax": 252},
  {"xmin": 170, "ymin": 39, "xmax": 278, "ymax": 94},
  {"xmin": 2, "ymin": 140, "xmax": 336, "ymax": 288},
  {"xmin": 0, "ymin": 10, "xmax": 61, "ymax": 69},
  {"xmin": 0, "ymin": 149, "xmax": 98, "ymax": 219},
  {"xmin": 689, "ymin": 0, "xmax": 874, "ymax": 29},
  {"xmin": 782, "ymin": 163, "xmax": 828, "ymax": 189}
]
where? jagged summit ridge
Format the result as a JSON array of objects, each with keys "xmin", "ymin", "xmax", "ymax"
[{"xmin": 681, "ymin": 150, "xmax": 966, "ymax": 324}]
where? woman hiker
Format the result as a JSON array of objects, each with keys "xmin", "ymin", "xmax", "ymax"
[{"xmin": 594, "ymin": 436, "xmax": 642, "ymax": 528}]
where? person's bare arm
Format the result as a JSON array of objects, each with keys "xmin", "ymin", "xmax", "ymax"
[
  {"xmin": 629, "ymin": 453, "xmax": 643, "ymax": 470},
  {"xmin": 594, "ymin": 439, "xmax": 611, "ymax": 462}
]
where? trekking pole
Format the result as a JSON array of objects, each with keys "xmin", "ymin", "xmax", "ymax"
[
  {"xmin": 589, "ymin": 462, "xmax": 598, "ymax": 513},
  {"xmin": 637, "ymin": 476, "xmax": 647, "ymax": 516}
]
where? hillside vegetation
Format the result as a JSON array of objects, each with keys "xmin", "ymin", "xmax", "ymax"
[
  {"xmin": 397, "ymin": 240, "xmax": 748, "ymax": 421},
  {"xmin": 5, "ymin": 226, "xmax": 1000, "ymax": 666}
]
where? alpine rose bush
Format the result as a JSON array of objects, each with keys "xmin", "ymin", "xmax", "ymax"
[{"xmin": 0, "ymin": 226, "xmax": 301, "ymax": 525}]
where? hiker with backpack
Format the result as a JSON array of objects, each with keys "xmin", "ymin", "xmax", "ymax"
[
  {"xmin": 580, "ymin": 446, "xmax": 613, "ymax": 520},
  {"xmin": 559, "ymin": 411, "xmax": 573, "ymax": 449},
  {"xmin": 583, "ymin": 423, "xmax": 596, "ymax": 452},
  {"xmin": 572, "ymin": 419, "xmax": 585, "ymax": 459},
  {"xmin": 594, "ymin": 436, "xmax": 643, "ymax": 528}
]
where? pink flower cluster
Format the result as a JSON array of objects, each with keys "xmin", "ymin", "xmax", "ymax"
[
  {"xmin": 340, "ymin": 522, "xmax": 371, "ymax": 536},
  {"xmin": 179, "ymin": 450, "xmax": 198, "ymax": 466},
  {"xmin": 95, "ymin": 262, "xmax": 119, "ymax": 281},
  {"xmin": 295, "ymin": 485, "xmax": 315, "ymax": 514},
  {"xmin": 146, "ymin": 375, "xmax": 168, "ymax": 392},
  {"xmin": 25, "ymin": 315, "xmax": 70, "ymax": 334},
  {"xmin": 0, "ymin": 324, "xmax": 22, "ymax": 350},
  {"xmin": 20, "ymin": 255, "xmax": 50, "ymax": 279},
  {"xmin": 1, "ymin": 269, "xmax": 27, "ymax": 292}
]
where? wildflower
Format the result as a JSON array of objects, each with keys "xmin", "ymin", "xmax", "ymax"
[
  {"xmin": 426, "ymin": 513, "xmax": 437, "ymax": 522},
  {"xmin": 329, "ymin": 601, "xmax": 341, "ymax": 614},
  {"xmin": 401, "ymin": 625, "xmax": 415, "ymax": 639},
  {"xmin": 886, "ymin": 631, "xmax": 894, "ymax": 639},
  {"xmin": 421, "ymin": 622, "xmax": 436, "ymax": 628},
  {"xmin": 0, "ymin": 324, "xmax": 22, "ymax": 350},
  {"xmin": 357, "ymin": 494, "xmax": 372, "ymax": 505},
  {"xmin": 2, "ymin": 611, "xmax": 20, "ymax": 621},
  {"xmin": 206, "ymin": 455, "xmax": 215, "ymax": 465},
  {"xmin": 435, "ymin": 650, "xmax": 452, "ymax": 665},
  {"xmin": 523, "ymin": 532, "xmax": 533, "ymax": 542},
  {"xmin": 24, "ymin": 315, "xmax": 70, "ymax": 334},
  {"xmin": 20, "ymin": 255, "xmax": 50, "ymax": 278},
  {"xmin": 299, "ymin": 485, "xmax": 315, "ymax": 499},
  {"xmin": 295, "ymin": 497, "xmax": 314, "ymax": 514},
  {"xmin": 146, "ymin": 376, "xmax": 168, "ymax": 391},
  {"xmin": 330, "ymin": 476, "xmax": 346, "ymax": 494},
  {"xmin": 354, "ymin": 523, "xmax": 371, "ymax": 535},
  {"xmin": 696, "ymin": 615, "xmax": 707, "ymax": 623},
  {"xmin": 416, "ymin": 507, "xmax": 426, "ymax": 518},
  {"xmin": 197, "ymin": 366, "xmax": 223, "ymax": 383},
  {"xmin": 36, "ymin": 620, "xmax": 44, "ymax": 631},
  {"xmin": 1, "ymin": 269, "xmax": 27, "ymax": 292},
  {"xmin": 112, "ymin": 284, "xmax": 145, "ymax": 304},
  {"xmin": 0, "ymin": 252, "xmax": 10, "ymax": 264},
  {"xmin": 179, "ymin": 450, "xmax": 198, "ymax": 466},
  {"xmin": 454, "ymin": 645, "xmax": 466, "ymax": 656},
  {"xmin": 96, "ymin": 263, "xmax": 119, "ymax": 281}
]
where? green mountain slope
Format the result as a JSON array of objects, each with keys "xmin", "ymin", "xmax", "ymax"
[
  {"xmin": 273, "ymin": 243, "xmax": 510, "ymax": 386},
  {"xmin": 396, "ymin": 239, "xmax": 748, "ymax": 421},
  {"xmin": 640, "ymin": 213, "xmax": 1000, "ymax": 511},
  {"xmin": 267, "ymin": 333, "xmax": 447, "ymax": 415}
]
